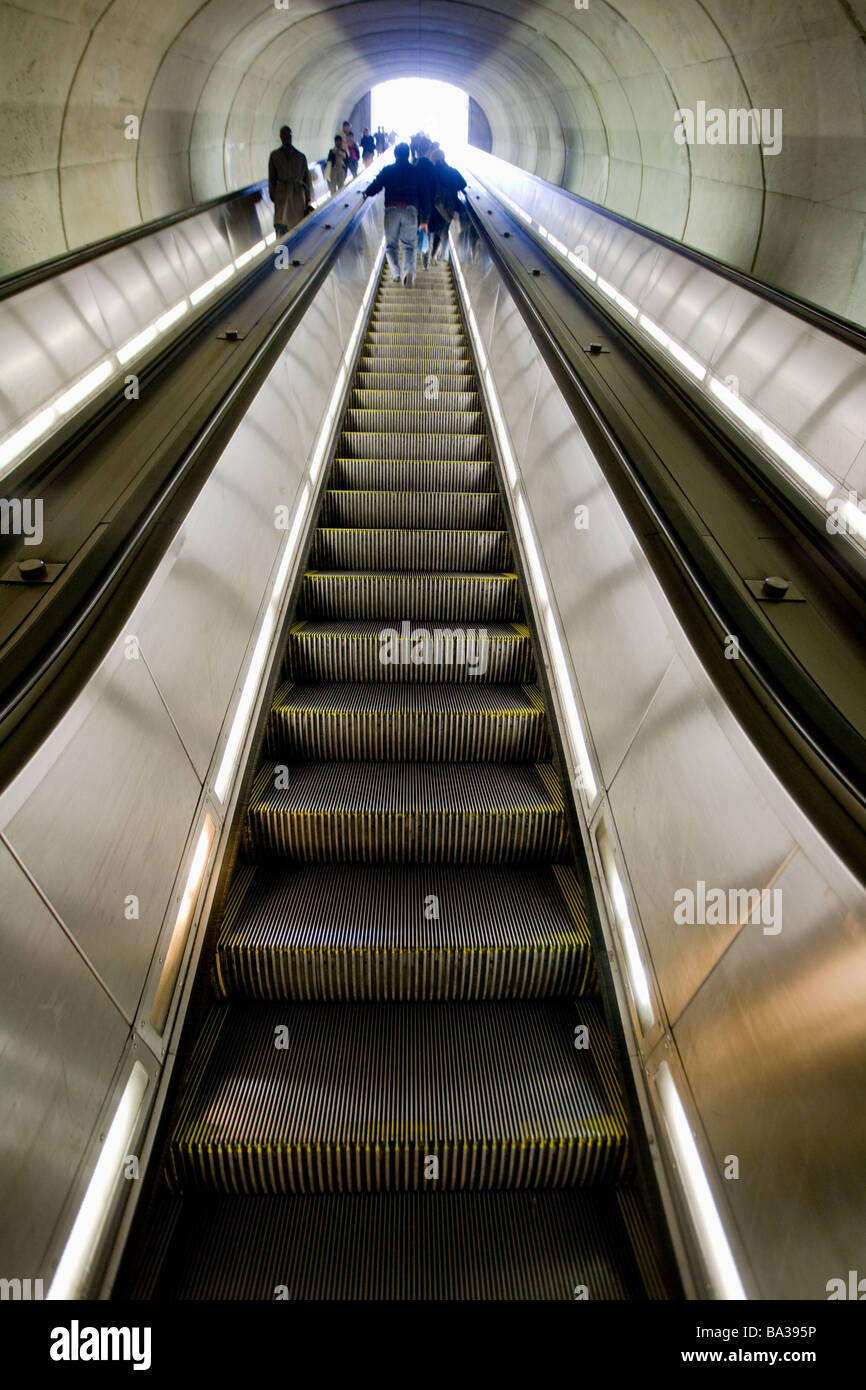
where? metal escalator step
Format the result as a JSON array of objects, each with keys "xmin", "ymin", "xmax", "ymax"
[
  {"xmin": 246, "ymin": 761, "xmax": 567, "ymax": 863},
  {"xmin": 285, "ymin": 621, "xmax": 536, "ymax": 683},
  {"xmin": 350, "ymin": 388, "xmax": 480, "ymax": 410},
  {"xmin": 266, "ymin": 681, "xmax": 549, "ymax": 762},
  {"xmin": 342, "ymin": 408, "xmax": 484, "ymax": 434},
  {"xmin": 320, "ymin": 490, "xmax": 499, "ymax": 529},
  {"xmin": 370, "ymin": 310, "xmax": 462, "ymax": 325},
  {"xmin": 300, "ymin": 571, "xmax": 521, "ymax": 621},
  {"xmin": 338, "ymin": 431, "xmax": 489, "ymax": 461},
  {"xmin": 311, "ymin": 527, "xmax": 509, "ymax": 572},
  {"xmin": 359, "ymin": 352, "xmax": 472, "ymax": 374},
  {"xmin": 167, "ymin": 998, "xmax": 629, "ymax": 1193},
  {"xmin": 329, "ymin": 457, "xmax": 493, "ymax": 491},
  {"xmin": 366, "ymin": 332, "xmax": 467, "ymax": 349},
  {"xmin": 355, "ymin": 371, "xmax": 472, "ymax": 391},
  {"xmin": 136, "ymin": 1189, "xmax": 656, "ymax": 1300},
  {"xmin": 213, "ymin": 863, "xmax": 593, "ymax": 1001}
]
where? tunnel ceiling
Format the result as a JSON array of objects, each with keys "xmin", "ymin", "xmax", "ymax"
[{"xmin": 4, "ymin": 0, "xmax": 866, "ymax": 320}]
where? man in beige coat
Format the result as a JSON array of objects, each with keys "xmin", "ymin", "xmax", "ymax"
[{"xmin": 268, "ymin": 126, "xmax": 313, "ymax": 236}]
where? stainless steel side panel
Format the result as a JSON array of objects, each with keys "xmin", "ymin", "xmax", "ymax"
[{"xmin": 0, "ymin": 839, "xmax": 129, "ymax": 1276}]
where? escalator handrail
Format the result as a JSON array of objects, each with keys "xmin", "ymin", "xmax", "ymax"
[
  {"xmin": 462, "ymin": 192, "xmax": 866, "ymax": 880},
  {"xmin": 0, "ymin": 182, "xmax": 269, "ymax": 300},
  {"xmin": 464, "ymin": 150, "xmax": 866, "ymax": 353},
  {"xmin": 0, "ymin": 184, "xmax": 376, "ymax": 793}
]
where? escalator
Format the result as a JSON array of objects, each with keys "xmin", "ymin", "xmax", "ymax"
[{"xmin": 120, "ymin": 259, "xmax": 671, "ymax": 1301}]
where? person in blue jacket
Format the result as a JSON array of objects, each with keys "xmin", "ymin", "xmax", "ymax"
[{"xmin": 363, "ymin": 143, "xmax": 431, "ymax": 287}]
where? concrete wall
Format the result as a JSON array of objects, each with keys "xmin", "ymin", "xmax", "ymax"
[{"xmin": 2, "ymin": 1, "xmax": 865, "ymax": 319}]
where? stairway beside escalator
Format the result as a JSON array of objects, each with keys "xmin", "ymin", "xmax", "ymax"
[{"xmin": 120, "ymin": 261, "xmax": 669, "ymax": 1301}]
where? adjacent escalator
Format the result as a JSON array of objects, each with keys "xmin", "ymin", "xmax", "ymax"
[{"xmin": 120, "ymin": 259, "xmax": 671, "ymax": 1301}]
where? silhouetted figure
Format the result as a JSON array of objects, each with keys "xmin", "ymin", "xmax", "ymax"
[
  {"xmin": 268, "ymin": 126, "xmax": 313, "ymax": 235},
  {"xmin": 325, "ymin": 135, "xmax": 348, "ymax": 194},
  {"xmin": 429, "ymin": 148, "xmax": 467, "ymax": 262},
  {"xmin": 363, "ymin": 141, "xmax": 431, "ymax": 287}
]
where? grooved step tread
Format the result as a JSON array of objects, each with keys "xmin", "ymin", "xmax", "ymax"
[
  {"xmin": 246, "ymin": 760, "xmax": 567, "ymax": 862},
  {"xmin": 300, "ymin": 570, "xmax": 522, "ymax": 622},
  {"xmin": 167, "ymin": 999, "xmax": 629, "ymax": 1193},
  {"xmin": 130, "ymin": 1190, "xmax": 662, "ymax": 1300},
  {"xmin": 311, "ymin": 527, "xmax": 509, "ymax": 573},
  {"xmin": 284, "ymin": 620, "xmax": 536, "ymax": 683},
  {"xmin": 320, "ymin": 490, "xmax": 500, "ymax": 529},
  {"xmin": 266, "ymin": 681, "xmax": 549, "ymax": 762},
  {"xmin": 213, "ymin": 863, "xmax": 593, "ymax": 1001},
  {"xmin": 330, "ymin": 458, "xmax": 494, "ymax": 491}
]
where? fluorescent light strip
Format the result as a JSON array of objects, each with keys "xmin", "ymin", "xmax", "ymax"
[
  {"xmin": 606, "ymin": 858, "xmax": 654, "ymax": 1029},
  {"xmin": 0, "ymin": 406, "xmax": 58, "ymax": 477},
  {"xmin": 54, "ymin": 359, "xmax": 114, "ymax": 414},
  {"xmin": 47, "ymin": 1061, "xmax": 149, "ymax": 1299},
  {"xmin": 214, "ymin": 473, "xmax": 312, "ymax": 805},
  {"xmin": 516, "ymin": 492, "xmax": 549, "ymax": 604},
  {"xmin": 544, "ymin": 607, "xmax": 598, "ymax": 802},
  {"xmin": 656, "ymin": 1061, "xmax": 747, "ymax": 1300},
  {"xmin": 568, "ymin": 250, "xmax": 597, "ymax": 282},
  {"xmin": 155, "ymin": 299, "xmax": 189, "ymax": 334},
  {"xmin": 234, "ymin": 238, "xmax": 266, "ymax": 270},
  {"xmin": 840, "ymin": 497, "xmax": 866, "ymax": 542},
  {"xmin": 708, "ymin": 377, "xmax": 834, "ymax": 500},
  {"xmin": 116, "ymin": 324, "xmax": 157, "ymax": 365},
  {"xmin": 190, "ymin": 262, "xmax": 235, "ymax": 306},
  {"xmin": 639, "ymin": 313, "xmax": 706, "ymax": 382},
  {"xmin": 149, "ymin": 815, "xmax": 216, "ymax": 1033}
]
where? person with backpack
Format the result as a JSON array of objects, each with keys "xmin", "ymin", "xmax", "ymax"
[{"xmin": 429, "ymin": 148, "xmax": 467, "ymax": 263}]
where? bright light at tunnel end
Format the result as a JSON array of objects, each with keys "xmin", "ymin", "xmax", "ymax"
[{"xmin": 371, "ymin": 78, "xmax": 469, "ymax": 152}]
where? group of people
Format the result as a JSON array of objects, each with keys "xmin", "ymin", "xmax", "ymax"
[
  {"xmin": 363, "ymin": 133, "xmax": 466, "ymax": 286},
  {"xmin": 267, "ymin": 122, "xmax": 466, "ymax": 281},
  {"xmin": 324, "ymin": 123, "xmax": 395, "ymax": 195}
]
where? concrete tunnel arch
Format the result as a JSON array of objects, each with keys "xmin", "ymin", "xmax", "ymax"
[{"xmin": 2, "ymin": 0, "xmax": 865, "ymax": 322}]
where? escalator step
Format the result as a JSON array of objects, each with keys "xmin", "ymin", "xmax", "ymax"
[
  {"xmin": 342, "ymin": 408, "xmax": 484, "ymax": 434},
  {"xmin": 369, "ymin": 314, "xmax": 462, "ymax": 329},
  {"xmin": 301, "ymin": 570, "xmax": 521, "ymax": 621},
  {"xmin": 338, "ymin": 431, "xmax": 489, "ymax": 461},
  {"xmin": 167, "ymin": 998, "xmax": 628, "ymax": 1193},
  {"xmin": 246, "ymin": 760, "xmax": 567, "ymax": 863},
  {"xmin": 359, "ymin": 352, "xmax": 472, "ymax": 374},
  {"xmin": 354, "ymin": 371, "xmax": 472, "ymax": 391},
  {"xmin": 266, "ymin": 681, "xmax": 549, "ymax": 761},
  {"xmin": 320, "ymin": 490, "xmax": 499, "ymax": 529},
  {"xmin": 213, "ymin": 863, "xmax": 593, "ymax": 1001},
  {"xmin": 350, "ymin": 388, "xmax": 480, "ymax": 410},
  {"xmin": 285, "ymin": 620, "xmax": 536, "ymax": 683},
  {"xmin": 133, "ymin": 1189, "xmax": 659, "ymax": 1300},
  {"xmin": 330, "ymin": 457, "xmax": 493, "ymax": 491},
  {"xmin": 311, "ymin": 527, "xmax": 509, "ymax": 572}
]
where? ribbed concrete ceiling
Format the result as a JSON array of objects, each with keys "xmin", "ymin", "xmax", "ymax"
[{"xmin": 3, "ymin": 0, "xmax": 866, "ymax": 320}]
